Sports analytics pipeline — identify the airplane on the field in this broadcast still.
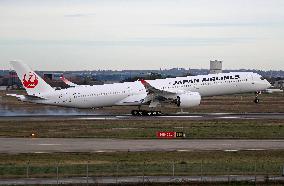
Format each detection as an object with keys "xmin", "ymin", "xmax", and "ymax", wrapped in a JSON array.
[{"xmin": 7, "ymin": 61, "xmax": 271, "ymax": 116}]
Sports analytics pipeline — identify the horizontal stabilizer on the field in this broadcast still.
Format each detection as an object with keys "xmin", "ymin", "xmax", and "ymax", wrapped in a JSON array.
[{"xmin": 6, "ymin": 94, "xmax": 46, "ymax": 101}]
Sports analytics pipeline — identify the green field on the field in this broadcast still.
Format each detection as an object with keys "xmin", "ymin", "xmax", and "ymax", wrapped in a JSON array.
[
  {"xmin": 0, "ymin": 151, "xmax": 283, "ymax": 178},
  {"xmin": 0, "ymin": 119, "xmax": 283, "ymax": 139}
]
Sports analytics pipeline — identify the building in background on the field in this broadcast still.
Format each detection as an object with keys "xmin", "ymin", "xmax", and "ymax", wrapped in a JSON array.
[
  {"xmin": 274, "ymin": 80, "xmax": 284, "ymax": 89},
  {"xmin": 43, "ymin": 73, "xmax": 63, "ymax": 81},
  {"xmin": 8, "ymin": 71, "xmax": 21, "ymax": 88},
  {"xmin": 209, "ymin": 60, "xmax": 222, "ymax": 74}
]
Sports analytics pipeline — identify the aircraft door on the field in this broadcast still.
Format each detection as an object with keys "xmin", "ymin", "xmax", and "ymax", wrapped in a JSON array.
[
  {"xmin": 246, "ymin": 73, "xmax": 256, "ymax": 92},
  {"xmin": 127, "ymin": 86, "xmax": 133, "ymax": 96},
  {"xmin": 249, "ymin": 73, "xmax": 255, "ymax": 85}
]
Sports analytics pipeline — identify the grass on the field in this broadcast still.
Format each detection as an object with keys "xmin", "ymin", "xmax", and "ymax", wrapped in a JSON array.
[
  {"xmin": 0, "ymin": 119, "xmax": 283, "ymax": 139},
  {"xmin": 0, "ymin": 151, "xmax": 283, "ymax": 178}
]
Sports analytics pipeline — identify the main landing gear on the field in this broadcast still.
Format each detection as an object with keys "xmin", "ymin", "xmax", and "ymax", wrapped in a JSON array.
[
  {"xmin": 131, "ymin": 110, "xmax": 162, "ymax": 116},
  {"xmin": 254, "ymin": 91, "xmax": 261, "ymax": 104}
]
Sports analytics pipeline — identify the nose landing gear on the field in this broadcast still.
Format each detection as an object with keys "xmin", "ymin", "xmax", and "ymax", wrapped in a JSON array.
[{"xmin": 254, "ymin": 91, "xmax": 261, "ymax": 104}]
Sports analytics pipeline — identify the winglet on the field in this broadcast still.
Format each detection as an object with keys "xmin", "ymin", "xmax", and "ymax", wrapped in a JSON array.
[
  {"xmin": 139, "ymin": 79, "xmax": 156, "ymax": 94},
  {"xmin": 139, "ymin": 79, "xmax": 152, "ymax": 89},
  {"xmin": 60, "ymin": 75, "xmax": 79, "ymax": 87},
  {"xmin": 60, "ymin": 75, "xmax": 70, "ymax": 84},
  {"xmin": 139, "ymin": 79, "xmax": 148, "ymax": 86}
]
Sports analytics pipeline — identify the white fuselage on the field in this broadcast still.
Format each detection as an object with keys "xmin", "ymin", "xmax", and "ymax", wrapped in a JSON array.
[{"xmin": 34, "ymin": 72, "xmax": 270, "ymax": 108}]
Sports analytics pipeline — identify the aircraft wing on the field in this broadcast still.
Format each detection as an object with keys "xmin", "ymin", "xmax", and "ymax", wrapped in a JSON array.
[
  {"xmin": 140, "ymin": 79, "xmax": 176, "ymax": 96},
  {"xmin": 139, "ymin": 79, "xmax": 201, "ymax": 109},
  {"xmin": 139, "ymin": 79, "xmax": 180, "ymax": 105}
]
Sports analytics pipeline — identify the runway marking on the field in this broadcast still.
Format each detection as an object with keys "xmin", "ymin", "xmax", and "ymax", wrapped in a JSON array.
[
  {"xmin": 116, "ymin": 116, "xmax": 129, "ymax": 118},
  {"xmin": 245, "ymin": 149, "xmax": 266, "ymax": 151},
  {"xmin": 95, "ymin": 150, "xmax": 107, "ymax": 153},
  {"xmin": 115, "ymin": 115, "xmax": 132, "ymax": 118},
  {"xmin": 159, "ymin": 116, "xmax": 202, "ymax": 118},
  {"xmin": 111, "ymin": 127, "xmax": 138, "ymax": 130},
  {"xmin": 94, "ymin": 150, "xmax": 115, "ymax": 153},
  {"xmin": 218, "ymin": 116, "xmax": 240, "ymax": 119},
  {"xmin": 209, "ymin": 113, "xmax": 235, "ymax": 115},
  {"xmin": 76, "ymin": 117, "xmax": 118, "ymax": 120},
  {"xmin": 36, "ymin": 144, "xmax": 61, "ymax": 146},
  {"xmin": 177, "ymin": 149, "xmax": 190, "ymax": 152},
  {"xmin": 224, "ymin": 149, "xmax": 239, "ymax": 152}
]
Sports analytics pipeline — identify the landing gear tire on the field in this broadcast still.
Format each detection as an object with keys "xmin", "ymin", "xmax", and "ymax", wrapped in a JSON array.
[
  {"xmin": 131, "ymin": 110, "xmax": 138, "ymax": 116},
  {"xmin": 131, "ymin": 110, "xmax": 162, "ymax": 116},
  {"xmin": 176, "ymin": 96, "xmax": 181, "ymax": 107},
  {"xmin": 254, "ymin": 98, "xmax": 260, "ymax": 104}
]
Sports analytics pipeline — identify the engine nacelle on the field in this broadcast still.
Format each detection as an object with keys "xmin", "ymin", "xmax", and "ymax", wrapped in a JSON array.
[{"xmin": 176, "ymin": 92, "xmax": 201, "ymax": 108}]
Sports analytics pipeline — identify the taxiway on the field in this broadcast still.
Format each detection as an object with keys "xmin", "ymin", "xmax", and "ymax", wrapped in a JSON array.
[{"xmin": 0, "ymin": 138, "xmax": 283, "ymax": 154}]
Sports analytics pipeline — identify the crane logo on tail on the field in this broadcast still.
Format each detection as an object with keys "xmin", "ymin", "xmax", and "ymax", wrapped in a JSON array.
[{"xmin": 23, "ymin": 72, "xmax": 39, "ymax": 88}]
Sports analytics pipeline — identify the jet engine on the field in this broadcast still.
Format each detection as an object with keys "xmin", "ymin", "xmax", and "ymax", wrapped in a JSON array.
[{"xmin": 176, "ymin": 92, "xmax": 201, "ymax": 108}]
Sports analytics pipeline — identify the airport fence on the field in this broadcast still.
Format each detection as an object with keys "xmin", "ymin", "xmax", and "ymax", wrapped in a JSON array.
[{"xmin": 0, "ymin": 161, "xmax": 283, "ymax": 179}]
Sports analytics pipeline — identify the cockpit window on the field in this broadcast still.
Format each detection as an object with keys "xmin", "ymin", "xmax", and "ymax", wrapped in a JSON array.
[{"xmin": 260, "ymin": 77, "xmax": 265, "ymax": 80}]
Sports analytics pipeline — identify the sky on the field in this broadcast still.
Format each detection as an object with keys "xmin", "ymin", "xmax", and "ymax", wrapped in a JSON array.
[{"xmin": 0, "ymin": 0, "xmax": 284, "ymax": 71}]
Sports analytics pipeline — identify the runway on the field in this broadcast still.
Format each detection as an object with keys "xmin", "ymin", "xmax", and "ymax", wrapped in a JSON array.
[
  {"xmin": 1, "ymin": 112, "xmax": 284, "ymax": 121},
  {"xmin": 1, "ymin": 138, "xmax": 284, "ymax": 153}
]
